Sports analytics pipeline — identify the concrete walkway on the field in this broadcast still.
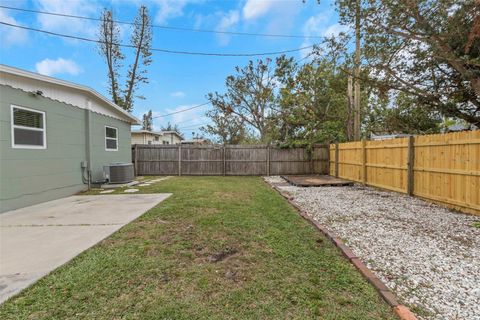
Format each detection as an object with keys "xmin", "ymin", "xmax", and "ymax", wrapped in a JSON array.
[{"xmin": 0, "ymin": 194, "xmax": 171, "ymax": 304}]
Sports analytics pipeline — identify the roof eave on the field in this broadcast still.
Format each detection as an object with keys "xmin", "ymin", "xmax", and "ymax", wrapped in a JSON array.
[{"xmin": 0, "ymin": 64, "xmax": 141, "ymax": 124}]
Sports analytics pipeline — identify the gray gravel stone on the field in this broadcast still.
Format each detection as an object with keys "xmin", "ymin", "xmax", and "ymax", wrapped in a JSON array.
[{"xmin": 264, "ymin": 176, "xmax": 480, "ymax": 320}]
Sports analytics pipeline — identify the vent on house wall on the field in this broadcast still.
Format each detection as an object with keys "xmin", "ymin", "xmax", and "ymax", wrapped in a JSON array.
[{"xmin": 104, "ymin": 163, "xmax": 134, "ymax": 184}]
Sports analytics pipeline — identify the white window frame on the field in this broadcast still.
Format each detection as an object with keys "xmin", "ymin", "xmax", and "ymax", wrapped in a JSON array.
[
  {"xmin": 11, "ymin": 105, "xmax": 47, "ymax": 150},
  {"xmin": 105, "ymin": 125, "xmax": 118, "ymax": 151}
]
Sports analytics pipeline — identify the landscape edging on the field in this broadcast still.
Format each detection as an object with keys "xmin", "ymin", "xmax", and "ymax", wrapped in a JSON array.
[{"xmin": 266, "ymin": 180, "xmax": 418, "ymax": 320}]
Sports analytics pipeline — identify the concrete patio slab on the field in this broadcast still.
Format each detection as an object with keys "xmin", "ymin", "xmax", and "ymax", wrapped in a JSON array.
[{"xmin": 0, "ymin": 194, "xmax": 171, "ymax": 304}]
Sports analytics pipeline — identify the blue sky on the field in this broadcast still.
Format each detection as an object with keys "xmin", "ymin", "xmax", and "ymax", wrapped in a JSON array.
[{"xmin": 0, "ymin": 0, "xmax": 345, "ymax": 138}]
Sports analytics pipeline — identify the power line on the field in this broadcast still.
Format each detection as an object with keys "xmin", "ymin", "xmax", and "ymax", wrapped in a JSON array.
[
  {"xmin": 0, "ymin": 21, "xmax": 315, "ymax": 57},
  {"xmin": 179, "ymin": 123, "xmax": 210, "ymax": 130},
  {"xmin": 152, "ymin": 102, "xmax": 210, "ymax": 119},
  {"xmin": 0, "ymin": 5, "xmax": 323, "ymax": 39},
  {"xmin": 174, "ymin": 116, "xmax": 208, "ymax": 125}
]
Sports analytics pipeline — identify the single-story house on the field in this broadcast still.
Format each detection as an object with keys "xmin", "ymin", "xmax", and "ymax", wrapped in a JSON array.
[
  {"xmin": 0, "ymin": 64, "xmax": 140, "ymax": 213},
  {"xmin": 162, "ymin": 131, "xmax": 183, "ymax": 144},
  {"xmin": 131, "ymin": 129, "xmax": 183, "ymax": 145}
]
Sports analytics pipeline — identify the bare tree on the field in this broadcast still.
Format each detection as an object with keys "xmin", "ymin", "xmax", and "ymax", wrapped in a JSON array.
[
  {"xmin": 98, "ymin": 9, "xmax": 123, "ymax": 106},
  {"xmin": 123, "ymin": 6, "xmax": 152, "ymax": 112},
  {"xmin": 98, "ymin": 6, "xmax": 152, "ymax": 112},
  {"xmin": 142, "ymin": 110, "xmax": 153, "ymax": 131}
]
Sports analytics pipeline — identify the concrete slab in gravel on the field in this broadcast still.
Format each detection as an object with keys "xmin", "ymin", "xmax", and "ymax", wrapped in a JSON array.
[{"xmin": 0, "ymin": 194, "xmax": 171, "ymax": 304}]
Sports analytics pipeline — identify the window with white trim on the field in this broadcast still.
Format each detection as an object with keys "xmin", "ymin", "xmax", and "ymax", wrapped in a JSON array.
[
  {"xmin": 11, "ymin": 105, "xmax": 46, "ymax": 149},
  {"xmin": 105, "ymin": 126, "xmax": 118, "ymax": 151}
]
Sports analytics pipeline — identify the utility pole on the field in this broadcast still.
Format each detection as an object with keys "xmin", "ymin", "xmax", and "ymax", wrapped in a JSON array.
[
  {"xmin": 347, "ymin": 75, "xmax": 354, "ymax": 141},
  {"xmin": 353, "ymin": 0, "xmax": 361, "ymax": 141}
]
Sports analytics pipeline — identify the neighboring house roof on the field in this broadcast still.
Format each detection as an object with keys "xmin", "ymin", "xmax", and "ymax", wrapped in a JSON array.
[
  {"xmin": 446, "ymin": 124, "xmax": 470, "ymax": 132},
  {"xmin": 161, "ymin": 131, "xmax": 184, "ymax": 139},
  {"xmin": 132, "ymin": 129, "xmax": 184, "ymax": 140},
  {"xmin": 0, "ymin": 64, "xmax": 140, "ymax": 124},
  {"xmin": 132, "ymin": 130, "xmax": 163, "ymax": 136}
]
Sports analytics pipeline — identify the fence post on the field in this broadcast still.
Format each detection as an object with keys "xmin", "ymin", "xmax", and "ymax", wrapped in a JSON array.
[
  {"xmin": 266, "ymin": 145, "xmax": 270, "ymax": 176},
  {"xmin": 335, "ymin": 142, "xmax": 339, "ymax": 178},
  {"xmin": 178, "ymin": 145, "xmax": 182, "ymax": 176},
  {"xmin": 362, "ymin": 139, "xmax": 367, "ymax": 184},
  {"xmin": 407, "ymin": 135, "xmax": 415, "ymax": 196},
  {"xmin": 223, "ymin": 145, "xmax": 226, "ymax": 176},
  {"xmin": 133, "ymin": 144, "xmax": 138, "ymax": 176}
]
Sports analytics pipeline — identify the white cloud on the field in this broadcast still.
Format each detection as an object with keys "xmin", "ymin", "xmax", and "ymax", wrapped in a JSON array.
[
  {"xmin": 170, "ymin": 91, "xmax": 186, "ymax": 98},
  {"xmin": 323, "ymin": 23, "xmax": 348, "ymax": 38},
  {"xmin": 242, "ymin": 0, "xmax": 275, "ymax": 20},
  {"xmin": 0, "ymin": 9, "xmax": 28, "ymax": 47},
  {"xmin": 152, "ymin": 0, "xmax": 204, "ymax": 24},
  {"xmin": 215, "ymin": 10, "xmax": 240, "ymax": 46},
  {"xmin": 242, "ymin": 0, "xmax": 301, "ymax": 36},
  {"xmin": 35, "ymin": 58, "xmax": 82, "ymax": 76},
  {"xmin": 300, "ymin": 13, "xmax": 348, "ymax": 58},
  {"xmin": 300, "ymin": 14, "xmax": 327, "ymax": 58},
  {"xmin": 34, "ymin": 0, "xmax": 99, "ymax": 39},
  {"xmin": 303, "ymin": 13, "xmax": 329, "ymax": 38}
]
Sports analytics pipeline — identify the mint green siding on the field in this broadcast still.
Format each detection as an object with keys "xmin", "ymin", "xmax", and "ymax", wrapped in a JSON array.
[
  {"xmin": 0, "ymin": 85, "xmax": 131, "ymax": 212},
  {"xmin": 89, "ymin": 112, "xmax": 131, "ymax": 180}
]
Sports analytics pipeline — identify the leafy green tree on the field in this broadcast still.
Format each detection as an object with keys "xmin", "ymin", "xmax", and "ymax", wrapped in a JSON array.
[
  {"xmin": 200, "ymin": 108, "xmax": 248, "ymax": 144},
  {"xmin": 161, "ymin": 122, "xmax": 181, "ymax": 133},
  {"xmin": 273, "ymin": 55, "xmax": 351, "ymax": 145},
  {"xmin": 334, "ymin": 0, "xmax": 480, "ymax": 126},
  {"xmin": 206, "ymin": 59, "xmax": 277, "ymax": 142},
  {"xmin": 142, "ymin": 110, "xmax": 153, "ymax": 131},
  {"xmin": 364, "ymin": 92, "xmax": 442, "ymax": 135}
]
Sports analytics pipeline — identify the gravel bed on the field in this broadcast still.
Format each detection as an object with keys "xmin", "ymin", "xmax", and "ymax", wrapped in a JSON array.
[{"xmin": 264, "ymin": 176, "xmax": 480, "ymax": 320}]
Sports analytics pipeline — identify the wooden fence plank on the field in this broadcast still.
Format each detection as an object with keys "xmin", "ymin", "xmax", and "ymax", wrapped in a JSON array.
[
  {"xmin": 362, "ymin": 139, "xmax": 367, "ymax": 184},
  {"xmin": 332, "ymin": 130, "xmax": 480, "ymax": 216},
  {"xmin": 133, "ymin": 144, "xmax": 330, "ymax": 177},
  {"xmin": 407, "ymin": 136, "xmax": 415, "ymax": 196},
  {"xmin": 335, "ymin": 143, "xmax": 339, "ymax": 177}
]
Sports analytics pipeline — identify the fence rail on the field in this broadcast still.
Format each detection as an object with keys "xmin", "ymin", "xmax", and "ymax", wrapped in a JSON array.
[
  {"xmin": 330, "ymin": 130, "xmax": 480, "ymax": 216},
  {"xmin": 133, "ymin": 144, "xmax": 329, "ymax": 176}
]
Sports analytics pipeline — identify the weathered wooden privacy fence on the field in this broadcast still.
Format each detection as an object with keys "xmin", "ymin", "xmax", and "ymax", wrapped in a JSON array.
[
  {"xmin": 133, "ymin": 144, "xmax": 329, "ymax": 176},
  {"xmin": 330, "ymin": 130, "xmax": 480, "ymax": 215}
]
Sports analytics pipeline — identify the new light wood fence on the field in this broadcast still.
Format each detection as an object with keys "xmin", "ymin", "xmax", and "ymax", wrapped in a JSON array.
[
  {"xmin": 330, "ymin": 130, "xmax": 480, "ymax": 215},
  {"xmin": 133, "ymin": 144, "xmax": 329, "ymax": 176}
]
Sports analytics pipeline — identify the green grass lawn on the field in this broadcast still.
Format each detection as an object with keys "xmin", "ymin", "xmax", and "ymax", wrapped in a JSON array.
[{"xmin": 0, "ymin": 177, "xmax": 395, "ymax": 319}]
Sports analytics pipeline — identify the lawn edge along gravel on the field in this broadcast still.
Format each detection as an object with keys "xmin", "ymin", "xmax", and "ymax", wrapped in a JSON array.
[{"xmin": 264, "ymin": 178, "xmax": 417, "ymax": 320}]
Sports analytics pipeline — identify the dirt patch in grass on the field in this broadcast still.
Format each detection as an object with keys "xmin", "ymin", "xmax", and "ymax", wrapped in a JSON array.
[{"xmin": 207, "ymin": 247, "xmax": 238, "ymax": 262}]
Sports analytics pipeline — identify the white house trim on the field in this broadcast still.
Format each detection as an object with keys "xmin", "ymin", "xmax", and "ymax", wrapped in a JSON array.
[
  {"xmin": 105, "ymin": 125, "xmax": 119, "ymax": 151},
  {"xmin": 0, "ymin": 64, "xmax": 140, "ymax": 125},
  {"xmin": 10, "ymin": 104, "xmax": 47, "ymax": 150}
]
